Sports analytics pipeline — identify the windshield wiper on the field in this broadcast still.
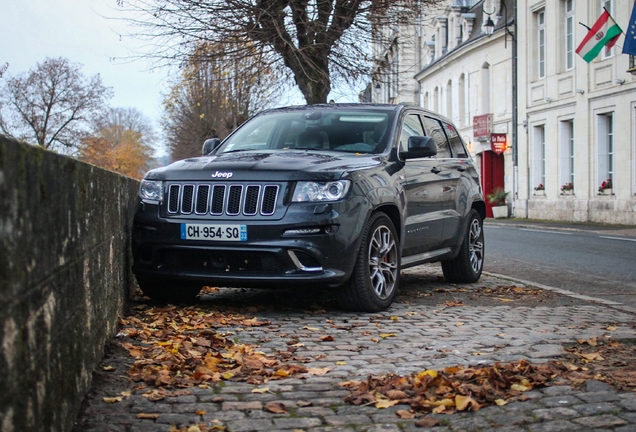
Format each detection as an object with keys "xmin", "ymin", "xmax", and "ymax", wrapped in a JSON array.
[{"xmin": 222, "ymin": 148, "xmax": 262, "ymax": 154}]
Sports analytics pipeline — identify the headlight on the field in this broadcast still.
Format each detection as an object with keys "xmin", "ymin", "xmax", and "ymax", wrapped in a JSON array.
[
  {"xmin": 292, "ymin": 180, "xmax": 351, "ymax": 202},
  {"xmin": 139, "ymin": 180, "xmax": 163, "ymax": 203}
]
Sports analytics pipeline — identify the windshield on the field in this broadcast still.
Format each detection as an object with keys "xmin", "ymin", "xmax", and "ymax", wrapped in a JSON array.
[{"xmin": 218, "ymin": 108, "xmax": 394, "ymax": 155}]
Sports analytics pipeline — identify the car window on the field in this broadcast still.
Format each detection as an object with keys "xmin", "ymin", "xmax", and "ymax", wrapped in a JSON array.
[
  {"xmin": 220, "ymin": 110, "xmax": 393, "ymax": 154},
  {"xmin": 421, "ymin": 116, "xmax": 451, "ymax": 158},
  {"xmin": 400, "ymin": 114, "xmax": 425, "ymax": 152},
  {"xmin": 442, "ymin": 121, "xmax": 469, "ymax": 158}
]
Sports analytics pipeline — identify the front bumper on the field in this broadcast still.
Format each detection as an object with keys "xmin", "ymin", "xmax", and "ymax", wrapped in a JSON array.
[{"xmin": 131, "ymin": 198, "xmax": 367, "ymax": 288}]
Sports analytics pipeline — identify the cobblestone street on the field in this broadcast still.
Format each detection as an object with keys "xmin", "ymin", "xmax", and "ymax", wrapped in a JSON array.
[{"xmin": 73, "ymin": 265, "xmax": 636, "ymax": 432}]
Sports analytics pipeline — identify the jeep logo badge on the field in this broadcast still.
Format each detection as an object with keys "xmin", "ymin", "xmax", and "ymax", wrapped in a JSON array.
[{"xmin": 211, "ymin": 171, "xmax": 233, "ymax": 179}]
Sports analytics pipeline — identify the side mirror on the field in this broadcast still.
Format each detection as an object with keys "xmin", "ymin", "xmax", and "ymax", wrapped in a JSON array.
[
  {"xmin": 400, "ymin": 136, "xmax": 437, "ymax": 159},
  {"xmin": 202, "ymin": 138, "xmax": 221, "ymax": 156}
]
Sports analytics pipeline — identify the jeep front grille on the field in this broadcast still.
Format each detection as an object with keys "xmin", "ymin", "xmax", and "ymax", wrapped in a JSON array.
[{"xmin": 167, "ymin": 183, "xmax": 280, "ymax": 216}]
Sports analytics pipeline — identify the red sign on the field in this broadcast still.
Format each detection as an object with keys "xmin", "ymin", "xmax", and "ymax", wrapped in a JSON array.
[
  {"xmin": 473, "ymin": 114, "xmax": 492, "ymax": 138},
  {"xmin": 491, "ymin": 133, "xmax": 508, "ymax": 155}
]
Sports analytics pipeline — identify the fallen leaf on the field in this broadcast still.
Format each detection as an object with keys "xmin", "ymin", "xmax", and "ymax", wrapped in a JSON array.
[
  {"xmin": 606, "ymin": 326, "xmax": 618, "ymax": 331},
  {"xmin": 143, "ymin": 390, "xmax": 166, "ymax": 402},
  {"xmin": 495, "ymin": 399, "xmax": 508, "ymax": 406},
  {"xmin": 320, "ymin": 335, "xmax": 335, "ymax": 342},
  {"xmin": 455, "ymin": 322, "xmax": 465, "ymax": 326},
  {"xmin": 303, "ymin": 326, "xmax": 320, "ymax": 331},
  {"xmin": 581, "ymin": 352, "xmax": 604, "ymax": 361},
  {"xmin": 456, "ymin": 394, "xmax": 481, "ymax": 411},
  {"xmin": 379, "ymin": 333, "xmax": 397, "ymax": 338},
  {"xmin": 297, "ymin": 400, "xmax": 313, "ymax": 407},
  {"xmin": 265, "ymin": 402, "xmax": 288, "ymax": 414},
  {"xmin": 102, "ymin": 365, "xmax": 115, "ymax": 371},
  {"xmin": 251, "ymin": 387, "xmax": 270, "ymax": 394},
  {"xmin": 386, "ymin": 390, "xmax": 408, "ymax": 400},
  {"xmin": 103, "ymin": 397, "xmax": 122, "ymax": 404},
  {"xmin": 510, "ymin": 384, "xmax": 528, "ymax": 392},
  {"xmin": 375, "ymin": 399, "xmax": 399, "ymax": 408},
  {"xmin": 498, "ymin": 298, "xmax": 514, "ymax": 302},
  {"xmin": 136, "ymin": 413, "xmax": 159, "ymax": 419},
  {"xmin": 336, "ymin": 361, "xmax": 347, "ymax": 366},
  {"xmin": 415, "ymin": 417, "xmax": 440, "ymax": 428},
  {"xmin": 307, "ymin": 367, "xmax": 332, "ymax": 375},
  {"xmin": 195, "ymin": 410, "xmax": 206, "ymax": 415},
  {"xmin": 396, "ymin": 409, "xmax": 415, "ymax": 419}
]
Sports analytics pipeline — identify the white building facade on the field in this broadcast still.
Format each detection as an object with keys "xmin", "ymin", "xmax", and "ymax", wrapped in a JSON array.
[
  {"xmin": 517, "ymin": 0, "xmax": 636, "ymax": 224},
  {"xmin": 369, "ymin": 0, "xmax": 636, "ymax": 224}
]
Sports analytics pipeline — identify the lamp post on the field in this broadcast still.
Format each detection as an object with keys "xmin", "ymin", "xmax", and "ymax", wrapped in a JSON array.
[{"xmin": 483, "ymin": 0, "xmax": 517, "ymax": 216}]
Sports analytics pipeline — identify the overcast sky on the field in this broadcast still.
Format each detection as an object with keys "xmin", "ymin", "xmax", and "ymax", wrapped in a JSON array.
[
  {"xmin": 1, "ymin": 0, "xmax": 364, "ymax": 158},
  {"xmin": 1, "ymin": 0, "xmax": 172, "ymax": 155}
]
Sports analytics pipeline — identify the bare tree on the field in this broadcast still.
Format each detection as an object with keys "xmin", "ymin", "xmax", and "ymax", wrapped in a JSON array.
[
  {"xmin": 0, "ymin": 57, "xmax": 112, "ymax": 152},
  {"xmin": 115, "ymin": 0, "xmax": 444, "ymax": 104},
  {"xmin": 163, "ymin": 42, "xmax": 280, "ymax": 160}
]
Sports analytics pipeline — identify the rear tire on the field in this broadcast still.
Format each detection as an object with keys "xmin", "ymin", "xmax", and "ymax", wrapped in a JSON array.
[
  {"xmin": 136, "ymin": 278, "xmax": 201, "ymax": 303},
  {"xmin": 338, "ymin": 213, "xmax": 400, "ymax": 312},
  {"xmin": 441, "ymin": 209, "xmax": 484, "ymax": 283}
]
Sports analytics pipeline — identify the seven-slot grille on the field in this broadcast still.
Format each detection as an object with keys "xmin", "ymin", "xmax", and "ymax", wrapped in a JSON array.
[{"xmin": 167, "ymin": 183, "xmax": 279, "ymax": 216}]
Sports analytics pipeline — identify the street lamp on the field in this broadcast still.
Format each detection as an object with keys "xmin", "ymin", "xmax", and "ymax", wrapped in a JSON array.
[{"xmin": 483, "ymin": 16, "xmax": 495, "ymax": 35}]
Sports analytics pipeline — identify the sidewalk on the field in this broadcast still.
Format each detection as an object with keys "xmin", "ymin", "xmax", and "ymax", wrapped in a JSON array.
[
  {"xmin": 485, "ymin": 217, "xmax": 636, "ymax": 238},
  {"xmin": 73, "ymin": 265, "xmax": 636, "ymax": 432}
]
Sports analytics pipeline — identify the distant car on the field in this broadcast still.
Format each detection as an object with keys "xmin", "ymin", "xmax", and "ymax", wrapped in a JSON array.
[{"xmin": 132, "ymin": 103, "xmax": 486, "ymax": 311}]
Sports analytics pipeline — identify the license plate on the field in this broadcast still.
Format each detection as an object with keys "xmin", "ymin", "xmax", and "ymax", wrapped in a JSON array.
[{"xmin": 180, "ymin": 224, "xmax": 247, "ymax": 241}]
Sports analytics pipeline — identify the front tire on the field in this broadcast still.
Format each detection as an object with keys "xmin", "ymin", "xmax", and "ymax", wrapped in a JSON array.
[
  {"xmin": 136, "ymin": 278, "xmax": 202, "ymax": 303},
  {"xmin": 441, "ymin": 209, "xmax": 484, "ymax": 283},
  {"xmin": 338, "ymin": 213, "xmax": 400, "ymax": 312}
]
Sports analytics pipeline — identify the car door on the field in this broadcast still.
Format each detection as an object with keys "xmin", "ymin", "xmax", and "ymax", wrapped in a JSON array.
[
  {"xmin": 431, "ymin": 118, "xmax": 472, "ymax": 246},
  {"xmin": 400, "ymin": 112, "xmax": 444, "ymax": 257},
  {"xmin": 422, "ymin": 115, "xmax": 460, "ymax": 248}
]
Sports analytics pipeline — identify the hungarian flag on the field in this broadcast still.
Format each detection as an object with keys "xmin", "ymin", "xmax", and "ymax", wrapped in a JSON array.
[{"xmin": 576, "ymin": 9, "xmax": 623, "ymax": 63}]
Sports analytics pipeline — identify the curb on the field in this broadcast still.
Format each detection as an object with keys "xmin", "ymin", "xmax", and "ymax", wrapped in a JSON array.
[{"xmin": 484, "ymin": 271, "xmax": 636, "ymax": 316}]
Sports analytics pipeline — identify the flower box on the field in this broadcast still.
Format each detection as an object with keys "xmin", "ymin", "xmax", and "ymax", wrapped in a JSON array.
[
  {"xmin": 534, "ymin": 190, "xmax": 545, "ymax": 197},
  {"xmin": 492, "ymin": 205, "xmax": 508, "ymax": 219},
  {"xmin": 600, "ymin": 188, "xmax": 613, "ymax": 195},
  {"xmin": 561, "ymin": 190, "xmax": 574, "ymax": 196}
]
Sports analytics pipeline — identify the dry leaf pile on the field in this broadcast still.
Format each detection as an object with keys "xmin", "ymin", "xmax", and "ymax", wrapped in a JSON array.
[
  {"xmin": 118, "ymin": 305, "xmax": 312, "ymax": 390},
  {"xmin": 561, "ymin": 337, "xmax": 636, "ymax": 391},
  {"xmin": 341, "ymin": 360, "xmax": 561, "ymax": 415}
]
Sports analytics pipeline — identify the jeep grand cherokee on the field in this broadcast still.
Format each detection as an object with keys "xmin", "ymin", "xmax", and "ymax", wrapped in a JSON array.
[{"xmin": 132, "ymin": 103, "xmax": 486, "ymax": 311}]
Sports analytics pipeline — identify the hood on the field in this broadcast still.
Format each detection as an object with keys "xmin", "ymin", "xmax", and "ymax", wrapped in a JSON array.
[{"xmin": 145, "ymin": 150, "xmax": 382, "ymax": 181}]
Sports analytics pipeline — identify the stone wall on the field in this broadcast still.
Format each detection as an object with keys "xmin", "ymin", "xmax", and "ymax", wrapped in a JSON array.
[{"xmin": 0, "ymin": 135, "xmax": 139, "ymax": 432}]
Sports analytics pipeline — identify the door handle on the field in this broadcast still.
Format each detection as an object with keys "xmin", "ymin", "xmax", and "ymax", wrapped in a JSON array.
[
  {"xmin": 431, "ymin": 166, "xmax": 441, "ymax": 174},
  {"xmin": 456, "ymin": 165, "xmax": 466, "ymax": 172}
]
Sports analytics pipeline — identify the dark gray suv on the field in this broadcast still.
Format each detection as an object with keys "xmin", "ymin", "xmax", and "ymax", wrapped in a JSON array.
[{"xmin": 132, "ymin": 103, "xmax": 485, "ymax": 311}]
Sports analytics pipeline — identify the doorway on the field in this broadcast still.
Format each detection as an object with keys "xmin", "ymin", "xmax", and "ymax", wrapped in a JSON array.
[{"xmin": 480, "ymin": 150, "xmax": 504, "ymax": 218}]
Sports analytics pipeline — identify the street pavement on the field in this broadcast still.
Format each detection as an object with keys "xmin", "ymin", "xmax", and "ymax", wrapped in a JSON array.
[{"xmin": 74, "ymin": 255, "xmax": 636, "ymax": 431}]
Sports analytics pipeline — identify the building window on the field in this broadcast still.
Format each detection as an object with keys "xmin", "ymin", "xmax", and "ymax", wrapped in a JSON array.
[
  {"xmin": 533, "ymin": 125, "xmax": 546, "ymax": 190},
  {"xmin": 597, "ymin": 113, "xmax": 614, "ymax": 190},
  {"xmin": 446, "ymin": 80, "xmax": 453, "ymax": 120},
  {"xmin": 564, "ymin": 0, "xmax": 574, "ymax": 70},
  {"xmin": 559, "ymin": 120, "xmax": 574, "ymax": 188},
  {"xmin": 434, "ymin": 87, "xmax": 440, "ymax": 113},
  {"xmin": 458, "ymin": 74, "xmax": 466, "ymax": 127},
  {"xmin": 537, "ymin": 11, "xmax": 546, "ymax": 79},
  {"xmin": 602, "ymin": 0, "xmax": 614, "ymax": 59},
  {"xmin": 481, "ymin": 63, "xmax": 490, "ymax": 114}
]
